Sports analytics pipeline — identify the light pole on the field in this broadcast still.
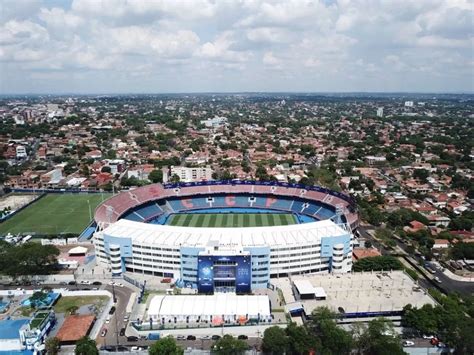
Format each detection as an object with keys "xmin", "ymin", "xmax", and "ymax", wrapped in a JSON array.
[{"xmin": 87, "ymin": 200, "xmax": 92, "ymax": 221}]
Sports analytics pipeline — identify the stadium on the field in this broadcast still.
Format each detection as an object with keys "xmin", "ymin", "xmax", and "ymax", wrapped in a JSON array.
[{"xmin": 93, "ymin": 181, "xmax": 359, "ymax": 293}]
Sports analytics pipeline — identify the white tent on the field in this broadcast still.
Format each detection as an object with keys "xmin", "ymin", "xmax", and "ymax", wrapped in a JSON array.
[{"xmin": 147, "ymin": 294, "xmax": 271, "ymax": 323}]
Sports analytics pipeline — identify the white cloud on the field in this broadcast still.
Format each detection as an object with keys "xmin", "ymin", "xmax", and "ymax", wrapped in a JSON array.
[{"xmin": 0, "ymin": 0, "xmax": 472, "ymax": 93}]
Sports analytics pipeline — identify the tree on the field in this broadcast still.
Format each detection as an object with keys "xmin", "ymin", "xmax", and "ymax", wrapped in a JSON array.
[
  {"xmin": 262, "ymin": 326, "xmax": 289, "ymax": 354},
  {"xmin": 211, "ymin": 334, "xmax": 247, "ymax": 355},
  {"xmin": 286, "ymin": 322, "xmax": 318, "ymax": 355},
  {"xmin": 0, "ymin": 242, "xmax": 60, "ymax": 279},
  {"xmin": 75, "ymin": 336, "xmax": 98, "ymax": 355},
  {"xmin": 310, "ymin": 307, "xmax": 352, "ymax": 355},
  {"xmin": 101, "ymin": 166, "xmax": 111, "ymax": 173},
  {"xmin": 353, "ymin": 256, "xmax": 403, "ymax": 272},
  {"xmin": 170, "ymin": 174, "xmax": 180, "ymax": 183},
  {"xmin": 149, "ymin": 169, "xmax": 163, "ymax": 183},
  {"xmin": 149, "ymin": 336, "xmax": 183, "ymax": 355},
  {"xmin": 45, "ymin": 337, "xmax": 60, "ymax": 355},
  {"xmin": 353, "ymin": 318, "xmax": 406, "ymax": 355}
]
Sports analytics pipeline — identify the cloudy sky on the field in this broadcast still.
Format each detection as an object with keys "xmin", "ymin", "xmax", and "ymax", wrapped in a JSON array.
[{"xmin": 0, "ymin": 0, "xmax": 472, "ymax": 94}]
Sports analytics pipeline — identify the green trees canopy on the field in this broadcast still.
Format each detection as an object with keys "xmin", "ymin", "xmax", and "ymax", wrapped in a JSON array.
[
  {"xmin": 149, "ymin": 336, "xmax": 183, "ymax": 355},
  {"xmin": 0, "ymin": 241, "xmax": 60, "ymax": 278},
  {"xmin": 386, "ymin": 208, "xmax": 429, "ymax": 228},
  {"xmin": 310, "ymin": 307, "xmax": 353, "ymax": 355},
  {"xmin": 148, "ymin": 169, "xmax": 163, "ymax": 183},
  {"xmin": 211, "ymin": 335, "xmax": 247, "ymax": 355},
  {"xmin": 451, "ymin": 242, "xmax": 474, "ymax": 260},
  {"xmin": 353, "ymin": 256, "xmax": 403, "ymax": 272},
  {"xmin": 74, "ymin": 336, "xmax": 98, "ymax": 355},
  {"xmin": 262, "ymin": 326, "xmax": 289, "ymax": 354},
  {"xmin": 353, "ymin": 318, "xmax": 406, "ymax": 355},
  {"xmin": 402, "ymin": 293, "xmax": 474, "ymax": 354}
]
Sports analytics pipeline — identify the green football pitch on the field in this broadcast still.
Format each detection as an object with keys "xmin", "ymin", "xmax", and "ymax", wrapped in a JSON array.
[
  {"xmin": 0, "ymin": 193, "xmax": 111, "ymax": 236},
  {"xmin": 167, "ymin": 213, "xmax": 298, "ymax": 228}
]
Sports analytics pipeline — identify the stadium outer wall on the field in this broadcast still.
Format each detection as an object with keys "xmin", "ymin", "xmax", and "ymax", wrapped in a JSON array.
[{"xmin": 93, "ymin": 181, "xmax": 359, "ymax": 293}]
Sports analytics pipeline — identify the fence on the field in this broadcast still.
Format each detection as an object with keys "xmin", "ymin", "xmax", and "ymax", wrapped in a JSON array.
[{"xmin": 0, "ymin": 193, "xmax": 46, "ymax": 223}]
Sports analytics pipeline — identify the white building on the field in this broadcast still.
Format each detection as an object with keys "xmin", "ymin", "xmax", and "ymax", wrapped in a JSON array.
[
  {"xmin": 200, "ymin": 116, "xmax": 228, "ymax": 129},
  {"xmin": 404, "ymin": 101, "xmax": 414, "ymax": 107},
  {"xmin": 163, "ymin": 166, "xmax": 213, "ymax": 183},
  {"xmin": 376, "ymin": 107, "xmax": 384, "ymax": 117},
  {"xmin": 93, "ymin": 218, "xmax": 353, "ymax": 292},
  {"xmin": 16, "ymin": 145, "xmax": 27, "ymax": 159}
]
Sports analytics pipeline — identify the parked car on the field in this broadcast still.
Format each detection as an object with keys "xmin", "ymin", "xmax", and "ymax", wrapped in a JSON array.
[
  {"xmin": 101, "ymin": 328, "xmax": 108, "ymax": 337},
  {"xmin": 131, "ymin": 347, "xmax": 142, "ymax": 351},
  {"xmin": 176, "ymin": 335, "xmax": 186, "ymax": 340},
  {"xmin": 211, "ymin": 335, "xmax": 221, "ymax": 340},
  {"xmin": 92, "ymin": 281, "xmax": 102, "ymax": 285},
  {"xmin": 119, "ymin": 328, "xmax": 126, "ymax": 336},
  {"xmin": 80, "ymin": 280, "xmax": 91, "ymax": 285},
  {"xmin": 127, "ymin": 336, "xmax": 138, "ymax": 342},
  {"xmin": 124, "ymin": 314, "xmax": 130, "ymax": 321},
  {"xmin": 115, "ymin": 282, "xmax": 124, "ymax": 287},
  {"xmin": 237, "ymin": 335, "xmax": 248, "ymax": 340},
  {"xmin": 200, "ymin": 335, "xmax": 211, "ymax": 340},
  {"xmin": 403, "ymin": 341, "xmax": 415, "ymax": 347},
  {"xmin": 109, "ymin": 306, "xmax": 116, "ymax": 315},
  {"xmin": 434, "ymin": 276, "xmax": 442, "ymax": 284},
  {"xmin": 187, "ymin": 335, "xmax": 196, "ymax": 340}
]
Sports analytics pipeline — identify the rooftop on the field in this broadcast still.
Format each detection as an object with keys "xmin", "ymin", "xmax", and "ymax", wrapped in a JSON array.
[
  {"xmin": 56, "ymin": 315, "xmax": 95, "ymax": 343},
  {"xmin": 100, "ymin": 218, "xmax": 349, "ymax": 248},
  {"xmin": 275, "ymin": 271, "xmax": 436, "ymax": 315},
  {"xmin": 148, "ymin": 294, "xmax": 271, "ymax": 318},
  {"xmin": 0, "ymin": 319, "xmax": 29, "ymax": 339}
]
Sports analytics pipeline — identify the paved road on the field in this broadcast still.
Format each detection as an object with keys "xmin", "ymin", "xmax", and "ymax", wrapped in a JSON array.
[
  {"xmin": 359, "ymin": 226, "xmax": 474, "ymax": 296},
  {"xmin": 97, "ymin": 285, "xmax": 134, "ymax": 348}
]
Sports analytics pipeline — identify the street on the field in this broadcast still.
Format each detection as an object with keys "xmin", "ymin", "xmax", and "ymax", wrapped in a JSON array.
[{"xmin": 358, "ymin": 225, "xmax": 474, "ymax": 296}]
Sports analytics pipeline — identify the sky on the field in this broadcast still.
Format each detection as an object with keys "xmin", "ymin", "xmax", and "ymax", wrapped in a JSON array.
[{"xmin": 0, "ymin": 0, "xmax": 473, "ymax": 94}]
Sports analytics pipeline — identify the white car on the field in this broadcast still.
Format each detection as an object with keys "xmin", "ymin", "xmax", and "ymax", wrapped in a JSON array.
[
  {"xmin": 200, "ymin": 335, "xmax": 211, "ymax": 340},
  {"xmin": 131, "ymin": 347, "xmax": 142, "ymax": 351},
  {"xmin": 423, "ymin": 335, "xmax": 435, "ymax": 339},
  {"xmin": 80, "ymin": 280, "xmax": 91, "ymax": 285},
  {"xmin": 176, "ymin": 335, "xmax": 186, "ymax": 340},
  {"xmin": 108, "ymin": 281, "xmax": 115, "ymax": 286},
  {"xmin": 115, "ymin": 282, "xmax": 124, "ymax": 287},
  {"xmin": 403, "ymin": 340, "xmax": 415, "ymax": 347}
]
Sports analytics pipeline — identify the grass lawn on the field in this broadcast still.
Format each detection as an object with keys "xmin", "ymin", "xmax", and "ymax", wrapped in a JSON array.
[
  {"xmin": 167, "ymin": 213, "xmax": 297, "ymax": 228},
  {"xmin": 0, "ymin": 193, "xmax": 111, "ymax": 236},
  {"xmin": 30, "ymin": 311, "xmax": 49, "ymax": 329},
  {"xmin": 53, "ymin": 296, "xmax": 109, "ymax": 314}
]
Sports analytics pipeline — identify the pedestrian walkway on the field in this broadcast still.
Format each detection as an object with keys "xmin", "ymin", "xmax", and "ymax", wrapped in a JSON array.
[{"xmin": 443, "ymin": 269, "xmax": 474, "ymax": 282}]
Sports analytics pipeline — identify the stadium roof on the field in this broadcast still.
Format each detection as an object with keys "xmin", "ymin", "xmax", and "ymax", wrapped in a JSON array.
[
  {"xmin": 147, "ymin": 294, "xmax": 270, "ymax": 318},
  {"xmin": 101, "ymin": 218, "xmax": 349, "ymax": 248}
]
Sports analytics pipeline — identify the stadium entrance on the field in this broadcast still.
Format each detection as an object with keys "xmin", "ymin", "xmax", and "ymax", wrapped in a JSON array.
[{"xmin": 197, "ymin": 252, "xmax": 251, "ymax": 294}]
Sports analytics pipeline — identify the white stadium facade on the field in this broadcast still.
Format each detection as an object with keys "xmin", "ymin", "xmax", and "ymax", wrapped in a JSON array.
[{"xmin": 92, "ymin": 181, "xmax": 359, "ymax": 293}]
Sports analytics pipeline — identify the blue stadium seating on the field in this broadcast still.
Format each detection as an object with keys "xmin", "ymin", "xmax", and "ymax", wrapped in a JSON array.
[
  {"xmin": 134, "ymin": 204, "xmax": 162, "ymax": 219},
  {"xmin": 123, "ymin": 212, "xmax": 144, "ymax": 222},
  {"xmin": 168, "ymin": 200, "xmax": 183, "ymax": 212}
]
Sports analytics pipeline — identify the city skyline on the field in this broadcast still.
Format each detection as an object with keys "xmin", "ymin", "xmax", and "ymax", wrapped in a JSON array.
[{"xmin": 1, "ymin": 0, "xmax": 473, "ymax": 94}]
